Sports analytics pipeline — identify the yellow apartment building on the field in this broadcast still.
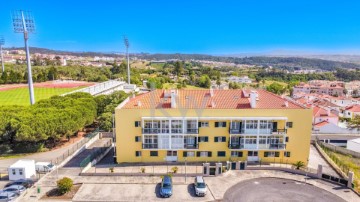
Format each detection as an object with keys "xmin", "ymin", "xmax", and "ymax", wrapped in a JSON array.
[{"xmin": 115, "ymin": 89, "xmax": 312, "ymax": 165}]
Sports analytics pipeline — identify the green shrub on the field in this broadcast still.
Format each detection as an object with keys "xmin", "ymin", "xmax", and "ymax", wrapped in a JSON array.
[
  {"xmin": 0, "ymin": 144, "xmax": 12, "ymax": 154},
  {"xmin": 57, "ymin": 177, "xmax": 73, "ymax": 195},
  {"xmin": 141, "ymin": 167, "xmax": 145, "ymax": 173}
]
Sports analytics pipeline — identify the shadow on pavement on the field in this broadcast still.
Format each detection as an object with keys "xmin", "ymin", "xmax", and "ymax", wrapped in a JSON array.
[{"xmin": 187, "ymin": 183, "xmax": 196, "ymax": 197}]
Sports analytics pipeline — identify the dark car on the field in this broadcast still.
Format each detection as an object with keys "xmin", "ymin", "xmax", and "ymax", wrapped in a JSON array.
[
  {"xmin": 160, "ymin": 175, "xmax": 172, "ymax": 198},
  {"xmin": 5, "ymin": 179, "xmax": 34, "ymax": 189}
]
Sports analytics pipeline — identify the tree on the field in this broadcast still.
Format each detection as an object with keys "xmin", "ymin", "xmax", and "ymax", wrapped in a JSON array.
[
  {"xmin": 266, "ymin": 82, "xmax": 286, "ymax": 95},
  {"xmin": 174, "ymin": 61, "xmax": 184, "ymax": 76},
  {"xmin": 57, "ymin": 177, "xmax": 73, "ymax": 194},
  {"xmin": 348, "ymin": 115, "xmax": 360, "ymax": 132},
  {"xmin": 293, "ymin": 161, "xmax": 305, "ymax": 170},
  {"xmin": 198, "ymin": 75, "xmax": 211, "ymax": 88}
]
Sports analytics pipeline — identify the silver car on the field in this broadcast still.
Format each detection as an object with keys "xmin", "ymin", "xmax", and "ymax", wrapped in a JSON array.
[
  {"xmin": 1, "ymin": 185, "xmax": 26, "ymax": 195},
  {"xmin": 194, "ymin": 176, "xmax": 207, "ymax": 196},
  {"xmin": 0, "ymin": 192, "xmax": 17, "ymax": 202}
]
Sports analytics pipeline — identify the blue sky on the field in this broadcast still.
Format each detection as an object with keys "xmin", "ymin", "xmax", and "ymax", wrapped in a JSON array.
[{"xmin": 1, "ymin": 0, "xmax": 360, "ymax": 54}]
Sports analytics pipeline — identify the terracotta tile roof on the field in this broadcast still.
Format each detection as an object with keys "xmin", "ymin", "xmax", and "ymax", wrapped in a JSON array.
[
  {"xmin": 345, "ymin": 104, "xmax": 360, "ymax": 113},
  {"xmin": 312, "ymin": 106, "xmax": 337, "ymax": 117},
  {"xmin": 121, "ymin": 89, "xmax": 306, "ymax": 109},
  {"xmin": 314, "ymin": 121, "xmax": 330, "ymax": 127}
]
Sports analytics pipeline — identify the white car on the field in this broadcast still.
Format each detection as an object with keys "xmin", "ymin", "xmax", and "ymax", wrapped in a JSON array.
[
  {"xmin": 1, "ymin": 185, "xmax": 26, "ymax": 195},
  {"xmin": 0, "ymin": 192, "xmax": 17, "ymax": 202},
  {"xmin": 194, "ymin": 176, "xmax": 207, "ymax": 196},
  {"xmin": 35, "ymin": 162, "xmax": 56, "ymax": 172}
]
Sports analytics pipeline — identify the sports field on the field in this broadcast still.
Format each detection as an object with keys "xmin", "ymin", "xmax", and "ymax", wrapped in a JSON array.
[
  {"xmin": 0, "ymin": 81, "xmax": 94, "ymax": 106},
  {"xmin": 0, "ymin": 87, "xmax": 84, "ymax": 106}
]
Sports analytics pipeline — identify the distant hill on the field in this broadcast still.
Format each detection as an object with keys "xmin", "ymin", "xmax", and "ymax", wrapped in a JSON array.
[{"xmin": 4, "ymin": 47, "xmax": 360, "ymax": 71}]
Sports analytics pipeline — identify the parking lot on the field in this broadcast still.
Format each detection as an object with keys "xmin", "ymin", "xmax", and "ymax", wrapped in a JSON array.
[{"xmin": 73, "ymin": 183, "xmax": 215, "ymax": 201}]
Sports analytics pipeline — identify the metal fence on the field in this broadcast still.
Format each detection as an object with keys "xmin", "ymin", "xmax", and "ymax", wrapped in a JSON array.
[{"xmin": 50, "ymin": 129, "xmax": 99, "ymax": 166}]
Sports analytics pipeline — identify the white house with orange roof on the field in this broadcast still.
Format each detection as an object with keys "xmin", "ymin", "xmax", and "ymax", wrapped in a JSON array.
[
  {"xmin": 344, "ymin": 104, "xmax": 360, "ymax": 119},
  {"xmin": 312, "ymin": 106, "xmax": 339, "ymax": 125}
]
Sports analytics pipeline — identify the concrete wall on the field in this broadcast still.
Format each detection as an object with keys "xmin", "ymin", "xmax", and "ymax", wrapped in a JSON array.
[
  {"xmin": 347, "ymin": 140, "xmax": 360, "ymax": 153},
  {"xmin": 320, "ymin": 141, "xmax": 360, "ymax": 158}
]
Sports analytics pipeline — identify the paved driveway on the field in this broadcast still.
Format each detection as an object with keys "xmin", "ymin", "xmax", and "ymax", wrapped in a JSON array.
[{"xmin": 308, "ymin": 144, "xmax": 339, "ymax": 177}]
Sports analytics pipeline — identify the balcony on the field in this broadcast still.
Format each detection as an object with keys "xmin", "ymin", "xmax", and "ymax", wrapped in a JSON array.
[
  {"xmin": 229, "ymin": 128, "xmax": 287, "ymax": 135},
  {"xmin": 142, "ymin": 143, "xmax": 158, "ymax": 149},
  {"xmin": 228, "ymin": 141, "xmax": 244, "ymax": 149},
  {"xmin": 272, "ymin": 129, "xmax": 287, "ymax": 134},
  {"xmin": 171, "ymin": 128, "xmax": 183, "ymax": 134},
  {"xmin": 142, "ymin": 128, "xmax": 160, "ymax": 134},
  {"xmin": 229, "ymin": 129, "xmax": 242, "ymax": 134},
  {"xmin": 186, "ymin": 128, "xmax": 199, "ymax": 134},
  {"xmin": 184, "ymin": 144, "xmax": 199, "ymax": 149},
  {"xmin": 269, "ymin": 143, "xmax": 286, "ymax": 150}
]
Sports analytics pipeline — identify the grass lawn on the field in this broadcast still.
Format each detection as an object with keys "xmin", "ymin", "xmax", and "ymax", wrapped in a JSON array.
[{"xmin": 0, "ymin": 87, "xmax": 83, "ymax": 106}]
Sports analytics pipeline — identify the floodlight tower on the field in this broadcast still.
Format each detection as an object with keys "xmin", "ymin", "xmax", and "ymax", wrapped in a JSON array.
[
  {"xmin": 123, "ymin": 36, "xmax": 130, "ymax": 84},
  {"xmin": 12, "ymin": 10, "xmax": 36, "ymax": 105},
  {"xmin": 0, "ymin": 36, "xmax": 4, "ymax": 73}
]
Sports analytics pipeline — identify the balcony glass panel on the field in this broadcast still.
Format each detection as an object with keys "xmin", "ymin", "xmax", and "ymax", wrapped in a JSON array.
[{"xmin": 171, "ymin": 120, "xmax": 183, "ymax": 134}]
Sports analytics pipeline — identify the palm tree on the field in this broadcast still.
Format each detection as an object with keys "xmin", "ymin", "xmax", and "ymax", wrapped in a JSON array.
[{"xmin": 293, "ymin": 161, "xmax": 305, "ymax": 169}]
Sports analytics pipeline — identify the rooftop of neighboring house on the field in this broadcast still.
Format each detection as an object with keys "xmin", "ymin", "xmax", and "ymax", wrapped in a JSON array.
[
  {"xmin": 312, "ymin": 106, "xmax": 338, "ymax": 117},
  {"xmin": 345, "ymin": 104, "xmax": 360, "ymax": 113},
  {"xmin": 313, "ymin": 120, "xmax": 330, "ymax": 128},
  {"xmin": 119, "ymin": 89, "xmax": 307, "ymax": 109}
]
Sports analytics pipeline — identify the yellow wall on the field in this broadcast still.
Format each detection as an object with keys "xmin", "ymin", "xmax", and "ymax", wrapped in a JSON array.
[{"xmin": 115, "ymin": 108, "xmax": 312, "ymax": 165}]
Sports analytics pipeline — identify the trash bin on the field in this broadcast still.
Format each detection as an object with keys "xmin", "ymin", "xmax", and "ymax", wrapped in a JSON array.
[{"xmin": 37, "ymin": 187, "xmax": 41, "ymax": 193}]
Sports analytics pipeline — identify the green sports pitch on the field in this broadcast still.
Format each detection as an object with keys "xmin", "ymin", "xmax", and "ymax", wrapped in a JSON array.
[{"xmin": 0, "ymin": 87, "xmax": 83, "ymax": 106}]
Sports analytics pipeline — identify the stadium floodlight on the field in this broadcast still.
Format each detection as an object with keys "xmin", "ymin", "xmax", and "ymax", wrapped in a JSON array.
[
  {"xmin": 12, "ymin": 10, "xmax": 36, "ymax": 105},
  {"xmin": 0, "ymin": 36, "xmax": 4, "ymax": 73},
  {"xmin": 123, "ymin": 35, "xmax": 130, "ymax": 84}
]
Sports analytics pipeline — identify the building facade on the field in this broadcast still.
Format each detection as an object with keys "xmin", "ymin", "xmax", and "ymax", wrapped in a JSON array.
[{"xmin": 115, "ymin": 89, "xmax": 312, "ymax": 165}]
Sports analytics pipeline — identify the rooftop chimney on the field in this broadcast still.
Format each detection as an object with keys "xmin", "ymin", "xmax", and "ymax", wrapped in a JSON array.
[
  {"xmin": 250, "ymin": 91, "xmax": 257, "ymax": 108},
  {"xmin": 327, "ymin": 108, "xmax": 331, "ymax": 116},
  {"xmin": 284, "ymin": 101, "xmax": 289, "ymax": 108},
  {"xmin": 171, "ymin": 91, "xmax": 177, "ymax": 108},
  {"xmin": 210, "ymin": 88, "xmax": 214, "ymax": 97},
  {"xmin": 211, "ymin": 101, "xmax": 216, "ymax": 108},
  {"xmin": 137, "ymin": 101, "xmax": 142, "ymax": 107}
]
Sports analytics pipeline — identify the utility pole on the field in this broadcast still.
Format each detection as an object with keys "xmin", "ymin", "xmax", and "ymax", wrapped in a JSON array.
[{"xmin": 12, "ymin": 10, "xmax": 36, "ymax": 105}]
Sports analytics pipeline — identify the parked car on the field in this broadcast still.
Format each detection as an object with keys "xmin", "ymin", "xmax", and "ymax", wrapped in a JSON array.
[
  {"xmin": 35, "ymin": 162, "xmax": 56, "ymax": 173},
  {"xmin": 5, "ymin": 179, "xmax": 34, "ymax": 189},
  {"xmin": 0, "ymin": 192, "xmax": 17, "ymax": 202},
  {"xmin": 194, "ymin": 176, "xmax": 207, "ymax": 196},
  {"xmin": 1, "ymin": 185, "xmax": 26, "ymax": 195},
  {"xmin": 160, "ymin": 175, "xmax": 172, "ymax": 198}
]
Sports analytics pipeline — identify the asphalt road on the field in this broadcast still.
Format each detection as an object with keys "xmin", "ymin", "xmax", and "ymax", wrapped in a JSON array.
[{"xmin": 223, "ymin": 178, "xmax": 346, "ymax": 202}]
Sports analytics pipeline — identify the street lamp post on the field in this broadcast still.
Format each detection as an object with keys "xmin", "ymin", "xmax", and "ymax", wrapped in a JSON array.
[{"xmin": 185, "ymin": 157, "xmax": 187, "ymax": 184}]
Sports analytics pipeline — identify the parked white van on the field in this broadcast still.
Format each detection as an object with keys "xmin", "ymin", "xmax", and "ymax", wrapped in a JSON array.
[{"xmin": 35, "ymin": 162, "xmax": 56, "ymax": 172}]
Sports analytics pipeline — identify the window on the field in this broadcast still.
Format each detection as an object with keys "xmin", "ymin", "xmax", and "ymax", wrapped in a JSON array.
[
  {"xmin": 197, "ymin": 151, "xmax": 212, "ymax": 157},
  {"xmin": 217, "ymin": 151, "xmax": 226, "ymax": 157},
  {"xmin": 214, "ymin": 136, "xmax": 226, "ymax": 142},
  {"xmin": 150, "ymin": 151, "xmax": 158, "ymax": 157},
  {"xmin": 231, "ymin": 151, "xmax": 243, "ymax": 157},
  {"xmin": 264, "ymin": 151, "xmax": 280, "ymax": 157},
  {"xmin": 135, "ymin": 151, "xmax": 142, "ymax": 157},
  {"xmin": 215, "ymin": 122, "xmax": 226, "ymax": 127},
  {"xmin": 183, "ymin": 151, "xmax": 195, "ymax": 157},
  {"xmin": 285, "ymin": 137, "xmax": 289, "ymax": 142},
  {"xmin": 199, "ymin": 121, "xmax": 209, "ymax": 127},
  {"xmin": 284, "ymin": 151, "xmax": 291, "ymax": 157},
  {"xmin": 286, "ymin": 122, "xmax": 293, "ymax": 128},
  {"xmin": 135, "ymin": 136, "xmax": 141, "ymax": 142},
  {"xmin": 19, "ymin": 169, "xmax": 23, "ymax": 175},
  {"xmin": 134, "ymin": 121, "xmax": 141, "ymax": 127},
  {"xmin": 12, "ymin": 169, "xmax": 15, "ymax": 175},
  {"xmin": 245, "ymin": 120, "xmax": 258, "ymax": 129},
  {"xmin": 198, "ymin": 136, "xmax": 209, "ymax": 142},
  {"xmin": 248, "ymin": 151, "xmax": 258, "ymax": 156}
]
